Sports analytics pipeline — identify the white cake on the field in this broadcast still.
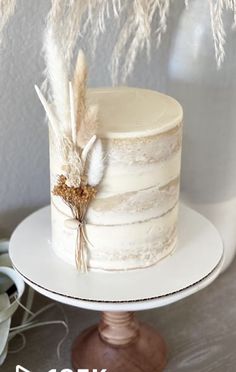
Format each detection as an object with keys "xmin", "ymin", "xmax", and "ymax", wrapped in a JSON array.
[{"xmin": 50, "ymin": 87, "xmax": 183, "ymax": 271}]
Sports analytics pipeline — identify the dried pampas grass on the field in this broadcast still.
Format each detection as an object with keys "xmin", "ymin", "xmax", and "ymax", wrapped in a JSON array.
[
  {"xmin": 0, "ymin": 1, "xmax": 235, "ymax": 83},
  {"xmin": 209, "ymin": 0, "xmax": 236, "ymax": 67},
  {"xmin": 46, "ymin": 0, "xmax": 88, "ymax": 70},
  {"xmin": 0, "ymin": 0, "xmax": 16, "ymax": 45},
  {"xmin": 73, "ymin": 49, "xmax": 87, "ymax": 131},
  {"xmin": 44, "ymin": 27, "xmax": 70, "ymax": 130},
  {"xmin": 37, "ymin": 34, "xmax": 104, "ymax": 272},
  {"xmin": 47, "ymin": 0, "xmax": 236, "ymax": 83},
  {"xmin": 36, "ymin": 27, "xmax": 104, "ymax": 190},
  {"xmin": 42, "ymin": 26, "xmax": 98, "ymax": 147},
  {"xmin": 77, "ymin": 104, "xmax": 98, "ymax": 149}
]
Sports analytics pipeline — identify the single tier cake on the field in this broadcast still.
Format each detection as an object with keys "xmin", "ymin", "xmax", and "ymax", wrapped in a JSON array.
[{"xmin": 50, "ymin": 87, "xmax": 183, "ymax": 271}]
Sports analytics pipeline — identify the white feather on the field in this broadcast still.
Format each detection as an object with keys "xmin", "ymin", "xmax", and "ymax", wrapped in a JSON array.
[
  {"xmin": 44, "ymin": 26, "xmax": 70, "ymax": 130},
  {"xmin": 34, "ymin": 85, "xmax": 59, "ymax": 138},
  {"xmin": 81, "ymin": 135, "xmax": 97, "ymax": 164},
  {"xmin": 87, "ymin": 139, "xmax": 104, "ymax": 186}
]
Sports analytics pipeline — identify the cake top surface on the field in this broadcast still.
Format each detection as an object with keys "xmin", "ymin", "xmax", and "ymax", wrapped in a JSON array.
[{"xmin": 88, "ymin": 87, "xmax": 183, "ymax": 139}]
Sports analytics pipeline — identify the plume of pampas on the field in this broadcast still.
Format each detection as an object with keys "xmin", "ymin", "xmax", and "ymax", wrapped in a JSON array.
[
  {"xmin": 111, "ymin": 0, "xmax": 152, "ymax": 82},
  {"xmin": 72, "ymin": 49, "xmax": 98, "ymax": 148},
  {"xmin": 77, "ymin": 104, "xmax": 98, "ymax": 148},
  {"xmin": 73, "ymin": 49, "xmax": 88, "ymax": 138},
  {"xmin": 44, "ymin": 26, "xmax": 70, "ymax": 130},
  {"xmin": 0, "ymin": 0, "xmax": 16, "ymax": 45},
  {"xmin": 155, "ymin": 0, "xmax": 170, "ymax": 48},
  {"xmin": 47, "ymin": 0, "xmax": 88, "ymax": 71},
  {"xmin": 209, "ymin": 0, "xmax": 228, "ymax": 67},
  {"xmin": 86, "ymin": 139, "xmax": 104, "ymax": 187},
  {"xmin": 45, "ymin": 0, "xmax": 236, "ymax": 83},
  {"xmin": 37, "ymin": 43, "xmax": 103, "ymax": 189},
  {"xmin": 69, "ymin": 81, "xmax": 77, "ymax": 145}
]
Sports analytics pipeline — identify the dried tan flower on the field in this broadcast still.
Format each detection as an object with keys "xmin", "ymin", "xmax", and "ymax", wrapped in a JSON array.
[{"xmin": 53, "ymin": 174, "xmax": 96, "ymax": 219}]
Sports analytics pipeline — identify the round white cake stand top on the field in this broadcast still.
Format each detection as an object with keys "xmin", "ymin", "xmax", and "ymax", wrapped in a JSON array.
[{"xmin": 9, "ymin": 203, "xmax": 223, "ymax": 312}]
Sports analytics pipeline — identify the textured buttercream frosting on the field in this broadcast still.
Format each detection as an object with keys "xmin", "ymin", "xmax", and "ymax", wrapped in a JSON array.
[{"xmin": 50, "ymin": 87, "xmax": 183, "ymax": 271}]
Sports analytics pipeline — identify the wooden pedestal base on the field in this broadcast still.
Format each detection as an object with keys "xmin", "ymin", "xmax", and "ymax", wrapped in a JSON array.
[{"xmin": 72, "ymin": 312, "xmax": 167, "ymax": 372}]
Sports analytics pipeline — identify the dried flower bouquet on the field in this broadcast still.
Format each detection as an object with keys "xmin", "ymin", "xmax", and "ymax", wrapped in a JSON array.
[{"xmin": 35, "ymin": 27, "xmax": 104, "ymax": 272}]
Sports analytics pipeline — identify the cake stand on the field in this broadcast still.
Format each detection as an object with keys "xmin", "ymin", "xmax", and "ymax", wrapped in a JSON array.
[{"xmin": 9, "ymin": 204, "xmax": 223, "ymax": 372}]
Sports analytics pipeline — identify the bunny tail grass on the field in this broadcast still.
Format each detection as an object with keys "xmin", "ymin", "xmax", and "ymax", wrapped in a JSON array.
[{"xmin": 87, "ymin": 139, "xmax": 104, "ymax": 187}]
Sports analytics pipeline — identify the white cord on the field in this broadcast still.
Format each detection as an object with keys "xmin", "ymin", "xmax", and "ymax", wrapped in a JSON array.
[
  {"xmin": 21, "ymin": 287, "xmax": 35, "ymax": 323},
  {"xmin": 8, "ymin": 301, "xmax": 69, "ymax": 359},
  {"xmin": 0, "ymin": 240, "xmax": 69, "ymax": 362}
]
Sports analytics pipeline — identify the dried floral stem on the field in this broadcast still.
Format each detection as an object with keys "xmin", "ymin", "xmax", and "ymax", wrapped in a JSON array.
[
  {"xmin": 53, "ymin": 175, "xmax": 97, "ymax": 271},
  {"xmin": 53, "ymin": 175, "xmax": 96, "ymax": 214},
  {"xmin": 76, "ymin": 227, "xmax": 88, "ymax": 272}
]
